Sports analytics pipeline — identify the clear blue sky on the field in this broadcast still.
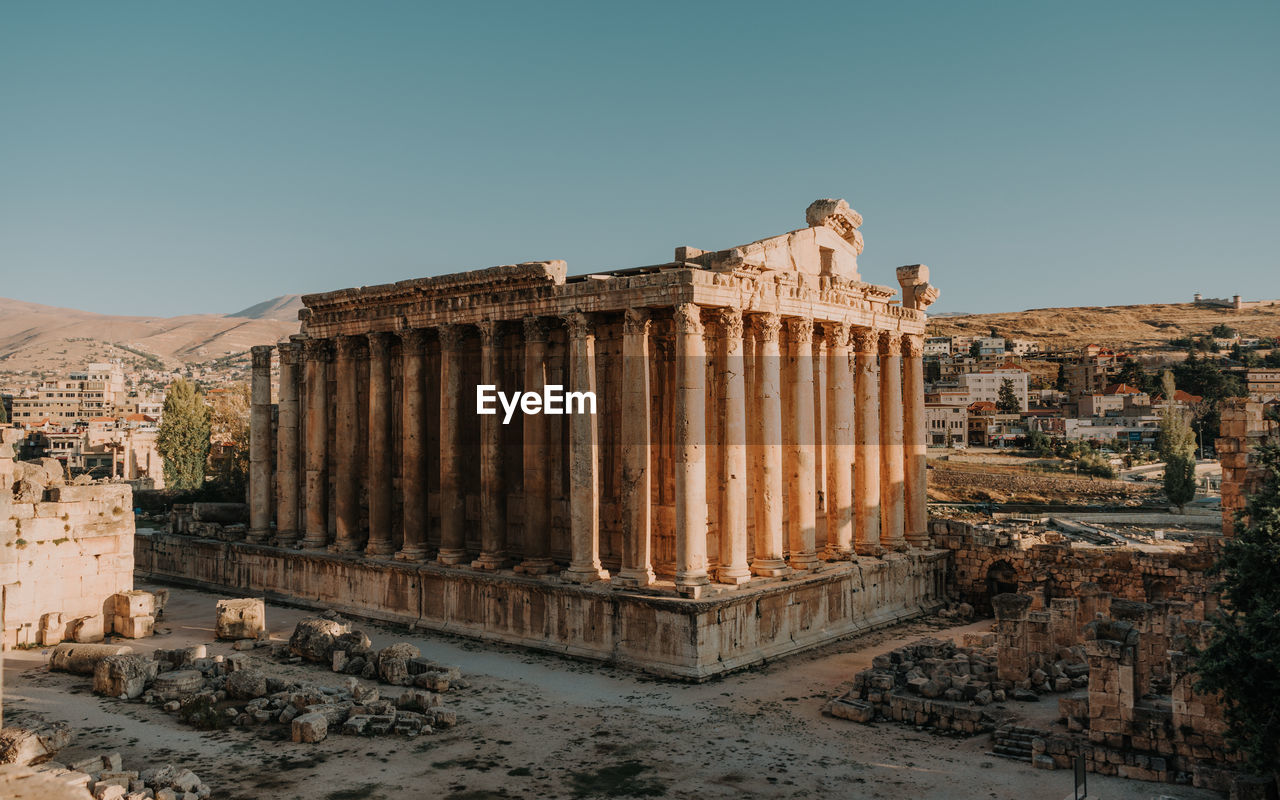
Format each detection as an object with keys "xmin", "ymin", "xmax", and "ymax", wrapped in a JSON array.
[{"xmin": 2, "ymin": 1, "xmax": 1277, "ymax": 317}]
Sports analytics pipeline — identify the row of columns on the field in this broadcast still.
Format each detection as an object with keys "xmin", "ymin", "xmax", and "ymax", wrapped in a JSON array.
[{"xmin": 246, "ymin": 305, "xmax": 930, "ymax": 597}]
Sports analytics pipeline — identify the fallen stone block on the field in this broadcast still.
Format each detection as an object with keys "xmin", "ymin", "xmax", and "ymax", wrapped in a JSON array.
[
  {"xmin": 93, "ymin": 655, "xmax": 158, "ymax": 700},
  {"xmin": 291, "ymin": 712, "xmax": 328, "ymax": 743},
  {"xmin": 225, "ymin": 669, "xmax": 268, "ymax": 700},
  {"xmin": 111, "ymin": 591, "xmax": 156, "ymax": 620},
  {"xmin": 289, "ymin": 618, "xmax": 349, "ymax": 663},
  {"xmin": 0, "ymin": 722, "xmax": 73, "ymax": 766},
  {"xmin": 68, "ymin": 615, "xmax": 105, "ymax": 643},
  {"xmin": 830, "ymin": 697, "xmax": 875, "ymax": 723},
  {"xmin": 37, "ymin": 612, "xmax": 64, "ymax": 646},
  {"xmin": 215, "ymin": 598, "xmax": 265, "ymax": 641},
  {"xmin": 376, "ymin": 643, "xmax": 421, "ymax": 685},
  {"xmin": 49, "ymin": 643, "xmax": 134, "ymax": 675},
  {"xmin": 151, "ymin": 670, "xmax": 205, "ymax": 701},
  {"xmin": 112, "ymin": 614, "xmax": 154, "ymax": 639}
]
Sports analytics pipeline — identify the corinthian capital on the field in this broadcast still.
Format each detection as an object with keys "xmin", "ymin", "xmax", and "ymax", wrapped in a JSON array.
[
  {"xmin": 751, "ymin": 313, "xmax": 781, "ymax": 343},
  {"xmin": 623, "ymin": 308, "xmax": 651, "ymax": 337},
  {"xmin": 672, "ymin": 303, "xmax": 703, "ymax": 336},
  {"xmin": 878, "ymin": 330, "xmax": 901, "ymax": 356}
]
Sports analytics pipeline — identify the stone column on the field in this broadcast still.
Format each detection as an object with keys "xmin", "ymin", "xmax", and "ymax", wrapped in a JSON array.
[
  {"xmin": 879, "ymin": 331, "xmax": 906, "ymax": 551},
  {"xmin": 616, "ymin": 309, "xmax": 655, "ymax": 587},
  {"xmin": 436, "ymin": 324, "xmax": 469, "ymax": 565},
  {"xmin": 716, "ymin": 309, "xmax": 751, "ymax": 585},
  {"xmin": 365, "ymin": 332, "xmax": 395, "ymax": 556},
  {"xmin": 673, "ymin": 304, "xmax": 710, "ymax": 596},
  {"xmin": 397, "ymin": 328, "xmax": 429, "ymax": 561},
  {"xmin": 247, "ymin": 344, "xmax": 274, "ymax": 543},
  {"xmin": 275, "ymin": 340, "xmax": 302, "ymax": 545},
  {"xmin": 302, "ymin": 338, "xmax": 331, "ymax": 550},
  {"xmin": 563, "ymin": 313, "xmax": 608, "ymax": 583},
  {"xmin": 332, "ymin": 335, "xmax": 362, "ymax": 552},
  {"xmin": 902, "ymin": 333, "xmax": 929, "ymax": 548},
  {"xmin": 750, "ymin": 314, "xmax": 788, "ymax": 577},
  {"xmin": 784, "ymin": 318, "xmax": 819, "ymax": 571},
  {"xmin": 473, "ymin": 321, "xmax": 508, "ymax": 570},
  {"xmin": 823, "ymin": 322, "xmax": 854, "ymax": 559},
  {"xmin": 518, "ymin": 317, "xmax": 555, "ymax": 574},
  {"xmin": 852, "ymin": 327, "xmax": 881, "ymax": 556}
]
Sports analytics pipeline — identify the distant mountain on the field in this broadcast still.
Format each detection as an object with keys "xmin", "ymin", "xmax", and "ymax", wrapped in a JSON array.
[
  {"xmin": 226, "ymin": 294, "xmax": 305, "ymax": 321},
  {"xmin": 929, "ymin": 302, "xmax": 1280, "ymax": 351},
  {"xmin": 0, "ymin": 296, "xmax": 300, "ymax": 375}
]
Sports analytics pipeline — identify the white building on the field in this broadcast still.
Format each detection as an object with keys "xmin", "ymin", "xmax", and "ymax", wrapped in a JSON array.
[
  {"xmin": 923, "ymin": 336, "xmax": 951, "ymax": 356},
  {"xmin": 957, "ymin": 366, "xmax": 1029, "ymax": 410},
  {"xmin": 925, "ymin": 403, "xmax": 968, "ymax": 446}
]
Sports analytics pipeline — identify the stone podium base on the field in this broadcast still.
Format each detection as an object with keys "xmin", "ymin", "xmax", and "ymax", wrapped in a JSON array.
[{"xmin": 134, "ymin": 531, "xmax": 948, "ymax": 681}]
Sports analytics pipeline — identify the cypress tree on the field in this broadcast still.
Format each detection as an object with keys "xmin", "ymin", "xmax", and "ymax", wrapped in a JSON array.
[{"xmin": 157, "ymin": 378, "xmax": 211, "ymax": 491}]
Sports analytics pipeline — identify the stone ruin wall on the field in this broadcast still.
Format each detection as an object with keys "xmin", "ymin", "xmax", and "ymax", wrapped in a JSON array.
[
  {"xmin": 1, "ymin": 428, "xmax": 135, "ymax": 649},
  {"xmin": 1217, "ymin": 397, "xmax": 1276, "ymax": 536},
  {"xmin": 1044, "ymin": 602, "xmax": 1239, "ymax": 791},
  {"xmin": 929, "ymin": 518, "xmax": 1216, "ymax": 617}
]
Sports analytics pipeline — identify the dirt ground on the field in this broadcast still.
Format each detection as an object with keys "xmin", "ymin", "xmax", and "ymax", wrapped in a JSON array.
[{"xmin": 4, "ymin": 583, "xmax": 1224, "ymax": 800}]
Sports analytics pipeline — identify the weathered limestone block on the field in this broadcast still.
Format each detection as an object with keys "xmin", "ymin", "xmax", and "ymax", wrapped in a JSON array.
[
  {"xmin": 289, "ymin": 618, "xmax": 349, "ymax": 662},
  {"xmin": 829, "ymin": 697, "xmax": 875, "ymax": 723},
  {"xmin": 376, "ymin": 643, "xmax": 421, "ymax": 686},
  {"xmin": 152, "ymin": 645, "xmax": 206, "ymax": 670},
  {"xmin": 214, "ymin": 598, "xmax": 265, "ymax": 641},
  {"xmin": 68, "ymin": 615, "xmax": 105, "ymax": 643},
  {"xmin": 110, "ymin": 591, "xmax": 155, "ymax": 619},
  {"xmin": 0, "ymin": 722, "xmax": 73, "ymax": 766},
  {"xmin": 49, "ymin": 642, "xmax": 133, "ymax": 675},
  {"xmin": 93, "ymin": 655, "xmax": 157, "ymax": 700},
  {"xmin": 225, "ymin": 669, "xmax": 268, "ymax": 700},
  {"xmin": 111, "ymin": 615, "xmax": 154, "ymax": 639},
  {"xmin": 37, "ymin": 613, "xmax": 64, "ymax": 646},
  {"xmin": 150, "ymin": 670, "xmax": 205, "ymax": 701},
  {"xmin": 291, "ymin": 712, "xmax": 328, "ymax": 743}
]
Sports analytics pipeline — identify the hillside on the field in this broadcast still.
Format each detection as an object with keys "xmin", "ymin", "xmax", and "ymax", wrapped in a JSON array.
[
  {"xmin": 227, "ymin": 295, "xmax": 305, "ymax": 321},
  {"xmin": 0, "ymin": 297, "xmax": 300, "ymax": 375},
  {"xmin": 928, "ymin": 301, "xmax": 1280, "ymax": 352}
]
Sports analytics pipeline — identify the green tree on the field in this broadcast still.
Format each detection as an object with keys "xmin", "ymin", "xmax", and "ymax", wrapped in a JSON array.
[
  {"xmin": 208, "ymin": 383, "xmax": 250, "ymax": 495},
  {"xmin": 1194, "ymin": 437, "xmax": 1280, "ymax": 774},
  {"xmin": 1156, "ymin": 371, "xmax": 1197, "ymax": 510},
  {"xmin": 0, "ymin": 397, "xmax": 8, "ymax": 425},
  {"xmin": 1210, "ymin": 323, "xmax": 1236, "ymax": 339},
  {"xmin": 1116, "ymin": 358, "xmax": 1145, "ymax": 388},
  {"xmin": 157, "ymin": 378, "xmax": 211, "ymax": 491},
  {"xmin": 996, "ymin": 378, "xmax": 1021, "ymax": 413},
  {"xmin": 1055, "ymin": 364, "xmax": 1068, "ymax": 392},
  {"xmin": 969, "ymin": 341, "xmax": 981, "ymax": 358}
]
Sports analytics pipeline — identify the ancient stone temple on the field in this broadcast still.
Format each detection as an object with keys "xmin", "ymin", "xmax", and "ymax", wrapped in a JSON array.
[{"xmin": 137, "ymin": 199, "xmax": 948, "ymax": 679}]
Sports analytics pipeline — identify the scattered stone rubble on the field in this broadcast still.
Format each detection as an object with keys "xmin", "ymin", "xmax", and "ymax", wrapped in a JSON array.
[
  {"xmin": 830, "ymin": 634, "xmax": 1090, "ymax": 735},
  {"xmin": 47, "ymin": 614, "xmax": 464, "ymax": 748},
  {"xmin": 37, "ymin": 751, "xmax": 210, "ymax": 800}
]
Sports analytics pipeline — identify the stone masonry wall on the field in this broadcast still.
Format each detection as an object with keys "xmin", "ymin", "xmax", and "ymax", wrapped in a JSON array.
[
  {"xmin": 930, "ymin": 518, "xmax": 1216, "ymax": 617},
  {"xmin": 1, "ymin": 480, "xmax": 135, "ymax": 649},
  {"xmin": 1216, "ymin": 398, "xmax": 1276, "ymax": 536}
]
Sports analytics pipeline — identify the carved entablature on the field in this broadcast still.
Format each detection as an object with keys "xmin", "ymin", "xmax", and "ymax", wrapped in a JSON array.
[
  {"xmin": 896, "ymin": 264, "xmax": 940, "ymax": 312},
  {"xmin": 291, "ymin": 201, "xmax": 935, "ymax": 341}
]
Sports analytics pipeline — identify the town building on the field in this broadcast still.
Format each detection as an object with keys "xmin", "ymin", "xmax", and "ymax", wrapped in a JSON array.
[
  {"xmin": 1246, "ymin": 368, "xmax": 1280, "ymax": 402},
  {"xmin": 957, "ymin": 363, "xmax": 1029, "ymax": 410},
  {"xmin": 924, "ymin": 403, "xmax": 967, "ymax": 447},
  {"xmin": 9, "ymin": 362, "xmax": 128, "ymax": 423}
]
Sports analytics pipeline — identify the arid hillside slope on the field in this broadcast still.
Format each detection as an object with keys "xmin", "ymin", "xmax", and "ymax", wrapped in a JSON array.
[
  {"xmin": 930, "ymin": 301, "xmax": 1280, "ymax": 351},
  {"xmin": 0, "ymin": 297, "xmax": 299, "ymax": 374}
]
